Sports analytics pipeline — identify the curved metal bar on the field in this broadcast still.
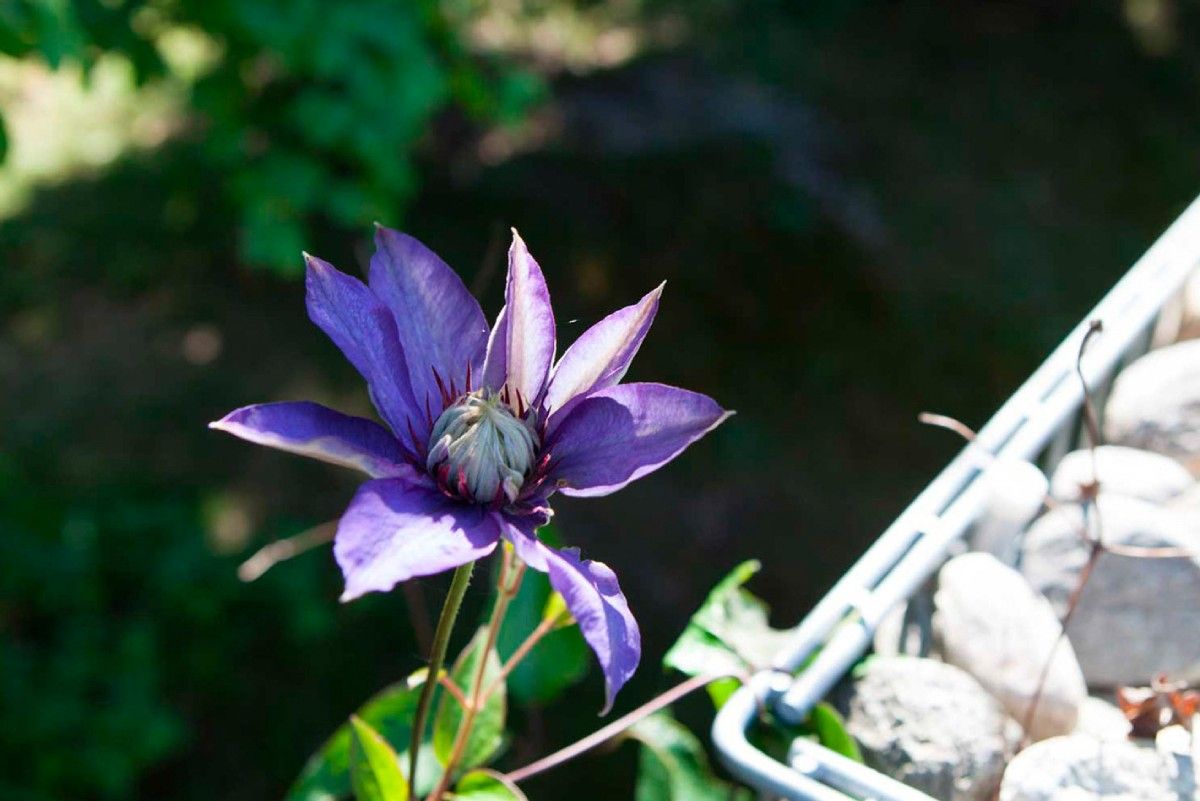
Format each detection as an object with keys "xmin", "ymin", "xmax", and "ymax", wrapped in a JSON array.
[{"xmin": 714, "ymin": 193, "xmax": 1200, "ymax": 800}]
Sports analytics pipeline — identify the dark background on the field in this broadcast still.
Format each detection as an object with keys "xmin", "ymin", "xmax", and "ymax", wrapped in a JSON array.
[{"xmin": 3, "ymin": 1, "xmax": 1199, "ymax": 799}]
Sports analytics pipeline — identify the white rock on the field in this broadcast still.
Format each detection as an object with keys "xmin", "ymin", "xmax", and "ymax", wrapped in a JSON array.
[
  {"xmin": 935, "ymin": 553, "xmax": 1086, "ymax": 741},
  {"xmin": 1000, "ymin": 735, "xmax": 1191, "ymax": 801},
  {"xmin": 1184, "ymin": 268, "xmax": 1200, "ymax": 342},
  {"xmin": 1153, "ymin": 269, "xmax": 1200, "ymax": 346},
  {"xmin": 837, "ymin": 657, "xmax": 1020, "ymax": 801},
  {"xmin": 1156, "ymin": 725, "xmax": 1198, "ymax": 799},
  {"xmin": 1050, "ymin": 445, "xmax": 1194, "ymax": 505},
  {"xmin": 1021, "ymin": 495, "xmax": 1200, "ymax": 687},
  {"xmin": 969, "ymin": 457, "xmax": 1048, "ymax": 564},
  {"xmin": 872, "ymin": 601, "xmax": 928, "ymax": 658},
  {"xmin": 1104, "ymin": 339, "xmax": 1200, "ymax": 474},
  {"xmin": 1171, "ymin": 483, "xmax": 1200, "ymax": 517},
  {"xmin": 1072, "ymin": 696, "xmax": 1132, "ymax": 742}
]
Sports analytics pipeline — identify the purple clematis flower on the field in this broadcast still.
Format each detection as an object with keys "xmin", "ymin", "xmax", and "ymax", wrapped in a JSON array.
[{"xmin": 211, "ymin": 227, "xmax": 730, "ymax": 710}]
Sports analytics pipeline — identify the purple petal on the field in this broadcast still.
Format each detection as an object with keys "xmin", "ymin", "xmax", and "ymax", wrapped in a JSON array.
[
  {"xmin": 305, "ymin": 255, "xmax": 421, "ymax": 446},
  {"xmin": 504, "ymin": 521, "xmax": 640, "ymax": 713},
  {"xmin": 335, "ymin": 478, "xmax": 502, "ymax": 601},
  {"xmin": 544, "ymin": 283, "xmax": 663, "ymax": 421},
  {"xmin": 481, "ymin": 230, "xmax": 555, "ymax": 406},
  {"xmin": 210, "ymin": 402, "xmax": 412, "ymax": 478},
  {"xmin": 368, "ymin": 227, "xmax": 489, "ymax": 410},
  {"xmin": 481, "ymin": 303, "xmax": 508, "ymax": 391},
  {"xmin": 545, "ymin": 383, "xmax": 732, "ymax": 497}
]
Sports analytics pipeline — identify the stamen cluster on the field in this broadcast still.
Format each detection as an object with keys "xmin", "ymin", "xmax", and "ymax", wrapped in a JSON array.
[{"xmin": 426, "ymin": 389, "xmax": 539, "ymax": 504}]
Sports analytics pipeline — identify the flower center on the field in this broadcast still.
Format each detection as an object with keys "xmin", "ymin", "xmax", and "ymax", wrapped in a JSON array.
[{"xmin": 426, "ymin": 389, "xmax": 539, "ymax": 504}]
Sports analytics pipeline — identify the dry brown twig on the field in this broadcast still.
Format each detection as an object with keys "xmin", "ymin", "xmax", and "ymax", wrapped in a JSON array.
[
  {"xmin": 1020, "ymin": 319, "xmax": 1195, "ymax": 744},
  {"xmin": 922, "ymin": 321, "xmax": 1196, "ymax": 744}
]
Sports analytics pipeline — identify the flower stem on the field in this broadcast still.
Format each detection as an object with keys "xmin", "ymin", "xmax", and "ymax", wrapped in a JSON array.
[
  {"xmin": 503, "ymin": 672, "xmax": 735, "ymax": 785},
  {"xmin": 428, "ymin": 548, "xmax": 525, "ymax": 800},
  {"xmin": 480, "ymin": 610, "xmax": 561, "ymax": 704},
  {"xmin": 408, "ymin": 562, "xmax": 474, "ymax": 801}
]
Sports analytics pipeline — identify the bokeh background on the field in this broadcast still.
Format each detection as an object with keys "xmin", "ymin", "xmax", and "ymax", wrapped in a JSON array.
[{"xmin": 3, "ymin": 1, "xmax": 1199, "ymax": 799}]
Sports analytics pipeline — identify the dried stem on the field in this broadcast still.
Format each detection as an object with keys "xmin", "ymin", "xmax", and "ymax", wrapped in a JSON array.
[
  {"xmin": 409, "ymin": 562, "xmax": 474, "ymax": 801},
  {"xmin": 504, "ymin": 672, "xmax": 736, "ymax": 785},
  {"xmin": 1076, "ymin": 320, "xmax": 1104, "ymax": 453},
  {"xmin": 1021, "ymin": 539, "xmax": 1103, "ymax": 739},
  {"xmin": 1101, "ymin": 543, "xmax": 1193, "ymax": 559},
  {"xmin": 1021, "ymin": 321, "xmax": 1105, "ymax": 742},
  {"xmin": 917, "ymin": 412, "xmax": 978, "ymax": 443},
  {"xmin": 236, "ymin": 520, "xmax": 337, "ymax": 582},
  {"xmin": 1019, "ymin": 319, "xmax": 1193, "ymax": 741}
]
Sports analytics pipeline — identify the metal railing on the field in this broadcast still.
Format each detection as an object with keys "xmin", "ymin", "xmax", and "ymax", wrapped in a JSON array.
[{"xmin": 712, "ymin": 194, "xmax": 1200, "ymax": 800}]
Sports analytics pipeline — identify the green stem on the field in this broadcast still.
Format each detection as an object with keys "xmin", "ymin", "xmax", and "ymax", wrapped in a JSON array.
[
  {"xmin": 428, "ymin": 548, "xmax": 525, "ymax": 800},
  {"xmin": 408, "ymin": 562, "xmax": 474, "ymax": 801}
]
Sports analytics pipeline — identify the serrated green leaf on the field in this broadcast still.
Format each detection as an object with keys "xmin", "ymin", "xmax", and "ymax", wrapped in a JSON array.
[
  {"xmin": 349, "ymin": 717, "xmax": 409, "ymax": 801},
  {"xmin": 664, "ymin": 560, "xmax": 791, "ymax": 679},
  {"xmin": 287, "ymin": 672, "xmax": 443, "ymax": 801},
  {"xmin": 809, "ymin": 703, "xmax": 862, "ymax": 763},
  {"xmin": 433, "ymin": 628, "xmax": 505, "ymax": 773},
  {"xmin": 630, "ymin": 711, "xmax": 751, "ymax": 801},
  {"xmin": 453, "ymin": 769, "xmax": 529, "ymax": 800}
]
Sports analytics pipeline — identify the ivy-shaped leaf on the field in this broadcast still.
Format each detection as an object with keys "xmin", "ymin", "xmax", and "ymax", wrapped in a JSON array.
[
  {"xmin": 664, "ymin": 560, "xmax": 791, "ymax": 678},
  {"xmin": 349, "ymin": 716, "xmax": 408, "ymax": 801}
]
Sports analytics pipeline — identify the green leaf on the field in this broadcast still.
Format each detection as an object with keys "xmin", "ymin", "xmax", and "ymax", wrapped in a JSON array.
[
  {"xmin": 704, "ymin": 677, "xmax": 742, "ymax": 710},
  {"xmin": 349, "ymin": 717, "xmax": 409, "ymax": 801},
  {"xmin": 809, "ymin": 703, "xmax": 862, "ymax": 763},
  {"xmin": 287, "ymin": 672, "xmax": 443, "ymax": 801},
  {"xmin": 541, "ymin": 590, "xmax": 573, "ymax": 628},
  {"xmin": 496, "ymin": 526, "xmax": 588, "ymax": 706},
  {"xmin": 663, "ymin": 626, "xmax": 749, "ymax": 680},
  {"xmin": 454, "ymin": 770, "xmax": 529, "ymax": 800},
  {"xmin": 664, "ymin": 560, "xmax": 791, "ymax": 678},
  {"xmin": 630, "ymin": 711, "xmax": 751, "ymax": 801},
  {"xmin": 433, "ymin": 628, "xmax": 506, "ymax": 773}
]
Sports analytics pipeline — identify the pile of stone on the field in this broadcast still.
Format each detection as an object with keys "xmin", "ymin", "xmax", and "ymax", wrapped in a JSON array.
[{"xmin": 826, "ymin": 288, "xmax": 1200, "ymax": 801}]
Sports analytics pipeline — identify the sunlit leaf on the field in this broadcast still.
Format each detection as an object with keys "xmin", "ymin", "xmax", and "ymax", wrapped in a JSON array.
[
  {"xmin": 808, "ymin": 703, "xmax": 862, "ymax": 763},
  {"xmin": 630, "ymin": 711, "xmax": 751, "ymax": 801},
  {"xmin": 541, "ymin": 590, "xmax": 573, "ymax": 628},
  {"xmin": 664, "ymin": 560, "xmax": 791, "ymax": 678},
  {"xmin": 704, "ymin": 677, "xmax": 742, "ymax": 710},
  {"xmin": 454, "ymin": 769, "xmax": 529, "ymax": 800},
  {"xmin": 349, "ymin": 716, "xmax": 408, "ymax": 801},
  {"xmin": 433, "ymin": 628, "xmax": 506, "ymax": 773},
  {"xmin": 287, "ymin": 672, "xmax": 443, "ymax": 801}
]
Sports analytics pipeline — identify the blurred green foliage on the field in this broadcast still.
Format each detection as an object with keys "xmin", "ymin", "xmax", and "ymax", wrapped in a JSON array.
[
  {"xmin": 0, "ymin": 0, "xmax": 541, "ymax": 273},
  {"xmin": 0, "ymin": 460, "xmax": 340, "ymax": 801}
]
